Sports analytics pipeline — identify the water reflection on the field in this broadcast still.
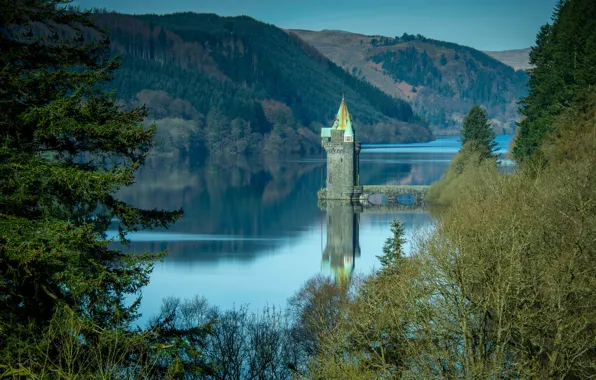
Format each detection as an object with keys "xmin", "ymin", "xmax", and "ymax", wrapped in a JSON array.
[
  {"xmin": 319, "ymin": 199, "xmax": 431, "ymax": 282},
  {"xmin": 321, "ymin": 201, "xmax": 361, "ymax": 281},
  {"xmin": 116, "ymin": 156, "xmax": 325, "ymax": 264},
  {"xmin": 112, "ymin": 135, "xmax": 513, "ymax": 324}
]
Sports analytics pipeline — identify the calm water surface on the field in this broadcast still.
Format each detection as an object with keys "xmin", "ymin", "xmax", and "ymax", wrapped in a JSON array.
[{"xmin": 114, "ymin": 135, "xmax": 513, "ymax": 325}]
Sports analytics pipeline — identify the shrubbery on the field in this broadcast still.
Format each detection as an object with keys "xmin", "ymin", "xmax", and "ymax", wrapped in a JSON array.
[{"xmin": 306, "ymin": 92, "xmax": 596, "ymax": 378}]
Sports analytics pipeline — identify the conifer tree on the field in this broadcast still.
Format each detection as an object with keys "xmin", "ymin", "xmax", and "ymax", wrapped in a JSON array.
[
  {"xmin": 378, "ymin": 219, "xmax": 406, "ymax": 274},
  {"xmin": 513, "ymin": 0, "xmax": 596, "ymax": 161},
  {"xmin": 460, "ymin": 105, "xmax": 497, "ymax": 159},
  {"xmin": 0, "ymin": 0, "xmax": 181, "ymax": 335}
]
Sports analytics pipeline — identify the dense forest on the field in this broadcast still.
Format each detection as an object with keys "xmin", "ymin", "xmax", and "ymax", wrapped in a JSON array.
[
  {"xmin": 292, "ymin": 29, "xmax": 529, "ymax": 133},
  {"xmin": 513, "ymin": 0, "xmax": 596, "ymax": 160},
  {"xmin": 91, "ymin": 12, "xmax": 432, "ymax": 157},
  {"xmin": 367, "ymin": 35, "xmax": 529, "ymax": 132}
]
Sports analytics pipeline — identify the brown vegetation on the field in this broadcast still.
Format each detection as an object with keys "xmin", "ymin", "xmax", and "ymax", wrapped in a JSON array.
[{"xmin": 305, "ymin": 93, "xmax": 596, "ymax": 378}]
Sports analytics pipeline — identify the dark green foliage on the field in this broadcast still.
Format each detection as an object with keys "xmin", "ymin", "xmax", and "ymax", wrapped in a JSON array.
[
  {"xmin": 440, "ymin": 53, "xmax": 447, "ymax": 66},
  {"xmin": 378, "ymin": 219, "xmax": 406, "ymax": 273},
  {"xmin": 427, "ymin": 105, "xmax": 497, "ymax": 206},
  {"xmin": 0, "ymin": 0, "xmax": 181, "ymax": 366},
  {"xmin": 91, "ymin": 12, "xmax": 432, "ymax": 152},
  {"xmin": 368, "ymin": 34, "xmax": 528, "ymax": 129},
  {"xmin": 372, "ymin": 47, "xmax": 447, "ymax": 94},
  {"xmin": 513, "ymin": 0, "xmax": 596, "ymax": 161},
  {"xmin": 460, "ymin": 105, "xmax": 497, "ymax": 159}
]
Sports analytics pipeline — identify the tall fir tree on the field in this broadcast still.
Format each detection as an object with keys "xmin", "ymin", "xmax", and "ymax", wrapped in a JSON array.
[
  {"xmin": 0, "ymin": 0, "xmax": 181, "ymax": 336},
  {"xmin": 513, "ymin": 0, "xmax": 596, "ymax": 161},
  {"xmin": 378, "ymin": 219, "xmax": 406, "ymax": 275},
  {"xmin": 460, "ymin": 105, "xmax": 497, "ymax": 159}
]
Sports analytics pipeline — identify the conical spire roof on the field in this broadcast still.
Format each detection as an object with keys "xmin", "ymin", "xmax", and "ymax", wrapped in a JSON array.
[
  {"xmin": 332, "ymin": 96, "xmax": 352, "ymax": 131},
  {"xmin": 323, "ymin": 95, "xmax": 356, "ymax": 139}
]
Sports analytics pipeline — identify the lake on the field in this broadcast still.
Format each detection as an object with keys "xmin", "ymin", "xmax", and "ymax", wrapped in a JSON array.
[{"xmin": 113, "ymin": 134, "xmax": 513, "ymax": 325}]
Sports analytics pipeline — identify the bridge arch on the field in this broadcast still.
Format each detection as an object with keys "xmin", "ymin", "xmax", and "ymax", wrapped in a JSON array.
[
  {"xmin": 368, "ymin": 193, "xmax": 388, "ymax": 205},
  {"xmin": 396, "ymin": 193, "xmax": 417, "ymax": 205}
]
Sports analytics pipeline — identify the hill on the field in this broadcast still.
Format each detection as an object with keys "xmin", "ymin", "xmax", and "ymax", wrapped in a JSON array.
[
  {"xmin": 290, "ymin": 29, "xmax": 529, "ymax": 134},
  {"xmin": 91, "ymin": 13, "xmax": 432, "ymax": 157},
  {"xmin": 482, "ymin": 48, "xmax": 532, "ymax": 71}
]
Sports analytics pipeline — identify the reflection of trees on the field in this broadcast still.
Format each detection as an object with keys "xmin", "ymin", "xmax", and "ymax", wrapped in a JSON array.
[
  {"xmin": 115, "ymin": 156, "xmax": 324, "ymax": 263},
  {"xmin": 114, "ymin": 151, "xmax": 446, "ymax": 265},
  {"xmin": 359, "ymin": 152, "xmax": 451, "ymax": 186}
]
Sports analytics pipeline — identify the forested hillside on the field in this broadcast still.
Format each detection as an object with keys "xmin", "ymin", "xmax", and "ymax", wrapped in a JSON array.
[
  {"xmin": 513, "ymin": 0, "xmax": 596, "ymax": 161},
  {"xmin": 291, "ymin": 30, "xmax": 529, "ymax": 134},
  {"xmin": 92, "ymin": 12, "xmax": 432, "ymax": 157}
]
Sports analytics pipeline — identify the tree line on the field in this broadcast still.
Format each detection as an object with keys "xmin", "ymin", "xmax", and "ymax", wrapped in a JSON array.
[
  {"xmin": 369, "ymin": 36, "xmax": 528, "ymax": 131},
  {"xmin": 92, "ymin": 11, "xmax": 432, "ymax": 157},
  {"xmin": 513, "ymin": 0, "xmax": 596, "ymax": 161}
]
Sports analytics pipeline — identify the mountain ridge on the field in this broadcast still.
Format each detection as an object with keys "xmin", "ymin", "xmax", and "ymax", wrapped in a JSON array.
[
  {"xmin": 290, "ymin": 29, "xmax": 532, "ymax": 71},
  {"xmin": 290, "ymin": 29, "xmax": 529, "ymax": 134},
  {"xmin": 92, "ymin": 12, "xmax": 432, "ymax": 158}
]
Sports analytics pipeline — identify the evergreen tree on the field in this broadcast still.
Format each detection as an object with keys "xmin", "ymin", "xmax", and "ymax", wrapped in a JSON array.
[
  {"xmin": 513, "ymin": 0, "xmax": 596, "ymax": 161},
  {"xmin": 440, "ymin": 53, "xmax": 448, "ymax": 66},
  {"xmin": 460, "ymin": 105, "xmax": 497, "ymax": 159},
  {"xmin": 378, "ymin": 219, "xmax": 406, "ymax": 274},
  {"xmin": 0, "ymin": 0, "xmax": 180, "ymax": 337}
]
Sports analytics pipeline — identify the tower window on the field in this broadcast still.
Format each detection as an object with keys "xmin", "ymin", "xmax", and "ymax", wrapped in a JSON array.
[{"xmin": 344, "ymin": 135, "xmax": 353, "ymax": 142}]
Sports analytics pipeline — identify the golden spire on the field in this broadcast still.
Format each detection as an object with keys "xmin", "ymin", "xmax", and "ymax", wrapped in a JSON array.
[{"xmin": 333, "ymin": 95, "xmax": 352, "ymax": 131}]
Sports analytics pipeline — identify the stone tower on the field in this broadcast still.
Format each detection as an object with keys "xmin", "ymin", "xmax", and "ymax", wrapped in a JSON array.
[{"xmin": 321, "ymin": 96, "xmax": 362, "ymax": 200}]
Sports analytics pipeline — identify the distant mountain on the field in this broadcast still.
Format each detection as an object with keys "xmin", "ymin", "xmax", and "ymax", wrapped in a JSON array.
[
  {"xmin": 91, "ymin": 12, "xmax": 432, "ymax": 158},
  {"xmin": 290, "ymin": 30, "xmax": 529, "ymax": 134},
  {"xmin": 482, "ymin": 48, "xmax": 532, "ymax": 71}
]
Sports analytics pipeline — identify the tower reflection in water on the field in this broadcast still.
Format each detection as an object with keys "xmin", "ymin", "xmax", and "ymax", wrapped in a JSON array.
[{"xmin": 320, "ymin": 200, "xmax": 362, "ymax": 281}]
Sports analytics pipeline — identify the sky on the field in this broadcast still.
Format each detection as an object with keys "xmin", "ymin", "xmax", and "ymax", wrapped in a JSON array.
[{"xmin": 73, "ymin": 0, "xmax": 558, "ymax": 51}]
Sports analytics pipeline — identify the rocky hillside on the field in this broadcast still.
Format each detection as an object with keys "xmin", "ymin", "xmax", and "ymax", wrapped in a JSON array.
[
  {"xmin": 91, "ymin": 13, "xmax": 432, "ymax": 158},
  {"xmin": 290, "ymin": 29, "xmax": 529, "ymax": 134}
]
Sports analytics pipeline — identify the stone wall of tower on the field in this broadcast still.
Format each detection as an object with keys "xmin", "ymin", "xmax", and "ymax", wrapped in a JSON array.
[{"xmin": 322, "ymin": 129, "xmax": 356, "ymax": 199}]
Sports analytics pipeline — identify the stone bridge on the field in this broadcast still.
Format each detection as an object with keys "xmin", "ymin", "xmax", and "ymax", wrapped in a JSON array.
[
  {"xmin": 359, "ymin": 185, "xmax": 428, "ymax": 207},
  {"xmin": 318, "ymin": 185, "xmax": 429, "ymax": 213},
  {"xmin": 318, "ymin": 200, "xmax": 427, "ymax": 214}
]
